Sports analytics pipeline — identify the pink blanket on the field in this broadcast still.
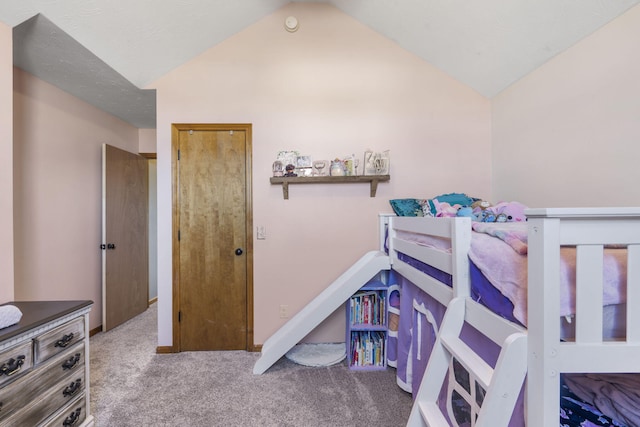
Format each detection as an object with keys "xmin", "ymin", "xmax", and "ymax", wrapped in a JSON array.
[
  {"xmin": 471, "ymin": 222, "xmax": 528, "ymax": 255},
  {"xmin": 468, "ymin": 226, "xmax": 627, "ymax": 325}
]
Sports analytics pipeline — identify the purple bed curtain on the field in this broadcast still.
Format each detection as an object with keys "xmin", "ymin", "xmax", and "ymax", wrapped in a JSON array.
[{"xmin": 393, "ymin": 272, "xmax": 526, "ymax": 426}]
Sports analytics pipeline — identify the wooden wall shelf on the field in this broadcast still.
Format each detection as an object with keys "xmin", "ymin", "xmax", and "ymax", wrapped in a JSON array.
[{"xmin": 270, "ymin": 175, "xmax": 390, "ymax": 199}]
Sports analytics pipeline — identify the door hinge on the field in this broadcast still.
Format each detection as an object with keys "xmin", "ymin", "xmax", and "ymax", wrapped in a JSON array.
[
  {"xmin": 178, "ymin": 230, "xmax": 180, "ymax": 241},
  {"xmin": 177, "ymin": 149, "xmax": 180, "ymax": 160},
  {"xmin": 178, "ymin": 311, "xmax": 181, "ymax": 322}
]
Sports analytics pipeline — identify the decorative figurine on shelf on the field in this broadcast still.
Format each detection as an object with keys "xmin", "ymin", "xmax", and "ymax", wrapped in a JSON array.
[
  {"xmin": 284, "ymin": 164, "xmax": 298, "ymax": 177},
  {"xmin": 272, "ymin": 160, "xmax": 284, "ymax": 177},
  {"xmin": 364, "ymin": 150, "xmax": 390, "ymax": 175},
  {"xmin": 330, "ymin": 159, "xmax": 345, "ymax": 176},
  {"xmin": 312, "ymin": 160, "xmax": 328, "ymax": 176}
]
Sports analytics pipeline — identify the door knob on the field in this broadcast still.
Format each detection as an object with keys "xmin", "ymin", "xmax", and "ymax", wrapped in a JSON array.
[
  {"xmin": 107, "ymin": 243, "xmax": 116, "ymax": 250},
  {"xmin": 235, "ymin": 248, "xmax": 243, "ymax": 256}
]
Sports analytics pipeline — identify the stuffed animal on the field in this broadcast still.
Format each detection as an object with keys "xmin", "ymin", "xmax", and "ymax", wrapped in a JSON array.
[
  {"xmin": 472, "ymin": 200, "xmax": 492, "ymax": 219},
  {"xmin": 495, "ymin": 213, "xmax": 509, "ymax": 222},
  {"xmin": 480, "ymin": 210, "xmax": 497, "ymax": 222},
  {"xmin": 433, "ymin": 200, "xmax": 461, "ymax": 217},
  {"xmin": 436, "ymin": 198, "xmax": 528, "ymax": 222},
  {"xmin": 456, "ymin": 206, "xmax": 479, "ymax": 221},
  {"xmin": 493, "ymin": 201, "xmax": 528, "ymax": 222},
  {"xmin": 472, "ymin": 200, "xmax": 491, "ymax": 211}
]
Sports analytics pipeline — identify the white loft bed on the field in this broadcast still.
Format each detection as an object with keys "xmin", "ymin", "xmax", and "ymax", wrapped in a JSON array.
[{"xmin": 383, "ymin": 208, "xmax": 640, "ymax": 426}]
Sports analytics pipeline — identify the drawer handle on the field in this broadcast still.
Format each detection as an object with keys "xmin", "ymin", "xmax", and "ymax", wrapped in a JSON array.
[
  {"xmin": 62, "ymin": 353, "xmax": 81, "ymax": 370},
  {"xmin": 0, "ymin": 355, "xmax": 25, "ymax": 377},
  {"xmin": 63, "ymin": 407, "xmax": 82, "ymax": 426},
  {"xmin": 55, "ymin": 333, "xmax": 75, "ymax": 348},
  {"xmin": 63, "ymin": 378, "xmax": 82, "ymax": 398}
]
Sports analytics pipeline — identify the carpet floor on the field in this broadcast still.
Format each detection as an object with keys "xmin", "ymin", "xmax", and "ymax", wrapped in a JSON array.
[{"xmin": 89, "ymin": 303, "xmax": 413, "ymax": 426}]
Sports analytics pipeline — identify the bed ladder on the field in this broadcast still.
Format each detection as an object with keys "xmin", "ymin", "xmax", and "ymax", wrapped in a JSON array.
[{"xmin": 407, "ymin": 297, "xmax": 527, "ymax": 427}]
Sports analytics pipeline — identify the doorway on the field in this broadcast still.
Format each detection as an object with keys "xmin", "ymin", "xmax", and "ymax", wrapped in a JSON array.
[
  {"xmin": 144, "ymin": 157, "xmax": 158, "ymax": 303},
  {"xmin": 101, "ymin": 144, "xmax": 149, "ymax": 331},
  {"xmin": 171, "ymin": 124, "xmax": 253, "ymax": 351}
]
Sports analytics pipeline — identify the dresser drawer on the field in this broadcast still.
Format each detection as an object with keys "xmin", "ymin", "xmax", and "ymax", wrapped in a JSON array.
[
  {"xmin": 34, "ymin": 317, "xmax": 85, "ymax": 364},
  {"xmin": 49, "ymin": 342, "xmax": 85, "ymax": 380},
  {"xmin": 0, "ymin": 302, "xmax": 92, "ymax": 427},
  {"xmin": 0, "ymin": 340, "xmax": 33, "ymax": 387},
  {"xmin": 0, "ymin": 342, "xmax": 85, "ymax": 422},
  {"xmin": 0, "ymin": 370, "xmax": 85, "ymax": 427},
  {"xmin": 40, "ymin": 394, "xmax": 86, "ymax": 427}
]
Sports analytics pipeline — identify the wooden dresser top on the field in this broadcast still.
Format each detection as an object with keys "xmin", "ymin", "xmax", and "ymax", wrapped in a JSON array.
[{"xmin": 0, "ymin": 301, "xmax": 93, "ymax": 342}]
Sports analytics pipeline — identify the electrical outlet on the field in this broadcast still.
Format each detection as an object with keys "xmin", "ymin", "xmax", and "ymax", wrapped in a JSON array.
[{"xmin": 279, "ymin": 305, "xmax": 288, "ymax": 318}]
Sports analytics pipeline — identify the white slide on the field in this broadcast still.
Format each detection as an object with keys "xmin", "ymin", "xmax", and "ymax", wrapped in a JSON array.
[{"xmin": 253, "ymin": 250, "xmax": 391, "ymax": 374}]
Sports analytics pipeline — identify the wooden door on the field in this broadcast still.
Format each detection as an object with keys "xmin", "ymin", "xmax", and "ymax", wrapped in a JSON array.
[
  {"xmin": 102, "ymin": 144, "xmax": 149, "ymax": 331},
  {"xmin": 172, "ymin": 124, "xmax": 253, "ymax": 351}
]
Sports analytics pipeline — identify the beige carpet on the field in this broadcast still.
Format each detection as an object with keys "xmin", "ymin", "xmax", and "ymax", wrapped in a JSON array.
[{"xmin": 89, "ymin": 303, "xmax": 413, "ymax": 426}]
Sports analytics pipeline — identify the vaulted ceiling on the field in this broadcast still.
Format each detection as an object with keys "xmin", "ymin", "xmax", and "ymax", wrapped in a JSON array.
[{"xmin": 2, "ymin": 0, "xmax": 639, "ymax": 128}]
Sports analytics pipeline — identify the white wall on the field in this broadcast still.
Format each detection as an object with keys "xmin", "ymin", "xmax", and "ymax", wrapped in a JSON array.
[
  {"xmin": 139, "ymin": 128, "xmax": 157, "ymax": 153},
  {"xmin": 492, "ymin": 5, "xmax": 640, "ymax": 207},
  {"xmin": 13, "ymin": 68, "xmax": 140, "ymax": 329},
  {"xmin": 152, "ymin": 3, "xmax": 492, "ymax": 346},
  {"xmin": 0, "ymin": 22, "xmax": 13, "ymax": 302}
]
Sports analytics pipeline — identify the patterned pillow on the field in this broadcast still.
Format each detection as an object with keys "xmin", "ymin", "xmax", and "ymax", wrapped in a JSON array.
[
  {"xmin": 389, "ymin": 199, "xmax": 422, "ymax": 217},
  {"xmin": 421, "ymin": 193, "xmax": 477, "ymax": 216},
  {"xmin": 418, "ymin": 199, "xmax": 435, "ymax": 217}
]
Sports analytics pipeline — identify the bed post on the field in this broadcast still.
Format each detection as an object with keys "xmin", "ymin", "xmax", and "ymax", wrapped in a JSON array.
[
  {"xmin": 526, "ymin": 213, "xmax": 562, "ymax": 426},
  {"xmin": 379, "ymin": 213, "xmax": 395, "ymax": 254},
  {"xmin": 451, "ymin": 217, "xmax": 471, "ymax": 298}
]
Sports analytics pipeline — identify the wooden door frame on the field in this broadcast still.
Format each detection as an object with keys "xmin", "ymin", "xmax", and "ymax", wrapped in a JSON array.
[{"xmin": 171, "ymin": 123, "xmax": 254, "ymax": 352}]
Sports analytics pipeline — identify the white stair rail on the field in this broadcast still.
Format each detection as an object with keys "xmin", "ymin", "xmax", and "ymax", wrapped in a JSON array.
[{"xmin": 407, "ymin": 298, "xmax": 527, "ymax": 427}]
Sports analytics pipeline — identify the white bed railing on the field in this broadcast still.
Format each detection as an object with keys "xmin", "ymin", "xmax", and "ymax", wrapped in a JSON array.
[
  {"xmin": 383, "ymin": 208, "xmax": 640, "ymax": 426},
  {"xmin": 386, "ymin": 215, "xmax": 471, "ymax": 307},
  {"xmin": 526, "ymin": 208, "xmax": 640, "ymax": 426}
]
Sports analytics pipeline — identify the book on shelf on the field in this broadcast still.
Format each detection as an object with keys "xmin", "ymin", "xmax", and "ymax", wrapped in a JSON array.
[
  {"xmin": 349, "ymin": 330, "xmax": 386, "ymax": 367},
  {"xmin": 349, "ymin": 290, "xmax": 385, "ymax": 326}
]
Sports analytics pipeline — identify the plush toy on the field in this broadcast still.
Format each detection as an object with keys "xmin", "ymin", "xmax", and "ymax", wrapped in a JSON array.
[
  {"xmin": 433, "ymin": 200, "xmax": 461, "ymax": 217},
  {"xmin": 435, "ymin": 198, "xmax": 528, "ymax": 222},
  {"xmin": 480, "ymin": 210, "xmax": 497, "ymax": 222},
  {"xmin": 472, "ymin": 200, "xmax": 491, "ymax": 211},
  {"xmin": 495, "ymin": 213, "xmax": 509, "ymax": 222},
  {"xmin": 472, "ymin": 200, "xmax": 492, "ymax": 219},
  {"xmin": 493, "ymin": 201, "xmax": 528, "ymax": 222},
  {"xmin": 456, "ymin": 206, "xmax": 479, "ymax": 221}
]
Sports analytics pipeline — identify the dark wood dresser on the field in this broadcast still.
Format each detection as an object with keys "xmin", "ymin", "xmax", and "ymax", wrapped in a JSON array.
[{"xmin": 0, "ymin": 300, "xmax": 93, "ymax": 427}]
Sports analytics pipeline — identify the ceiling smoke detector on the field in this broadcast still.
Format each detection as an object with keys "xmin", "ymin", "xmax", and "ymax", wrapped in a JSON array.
[{"xmin": 284, "ymin": 16, "xmax": 299, "ymax": 32}]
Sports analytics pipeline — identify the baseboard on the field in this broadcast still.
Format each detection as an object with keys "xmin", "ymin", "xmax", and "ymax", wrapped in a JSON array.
[
  {"xmin": 149, "ymin": 296, "xmax": 157, "ymax": 305},
  {"xmin": 155, "ymin": 345, "xmax": 260, "ymax": 353}
]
